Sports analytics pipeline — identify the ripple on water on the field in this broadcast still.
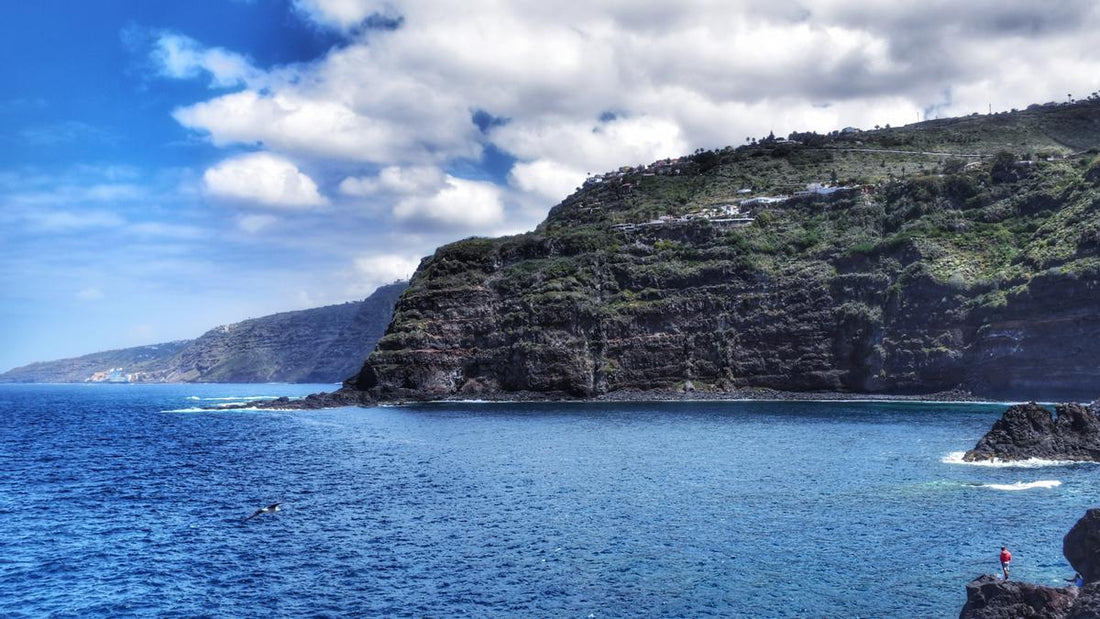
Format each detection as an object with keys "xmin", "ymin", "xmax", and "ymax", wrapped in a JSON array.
[{"xmin": 1, "ymin": 386, "xmax": 1095, "ymax": 616}]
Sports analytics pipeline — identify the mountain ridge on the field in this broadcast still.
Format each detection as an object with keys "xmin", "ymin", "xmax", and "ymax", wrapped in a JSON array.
[{"xmin": 0, "ymin": 281, "xmax": 408, "ymax": 384}]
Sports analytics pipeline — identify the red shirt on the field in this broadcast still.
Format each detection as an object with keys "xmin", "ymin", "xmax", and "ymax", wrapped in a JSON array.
[{"xmin": 1000, "ymin": 550, "xmax": 1012, "ymax": 563}]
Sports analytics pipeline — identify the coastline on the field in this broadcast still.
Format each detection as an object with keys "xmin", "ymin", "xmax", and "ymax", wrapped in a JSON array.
[{"xmin": 219, "ymin": 385, "xmax": 1033, "ymax": 410}]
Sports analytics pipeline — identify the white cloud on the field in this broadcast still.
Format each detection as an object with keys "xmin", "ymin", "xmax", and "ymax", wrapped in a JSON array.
[
  {"xmin": 339, "ymin": 165, "xmax": 446, "ymax": 197},
  {"xmin": 126, "ymin": 222, "xmax": 207, "ymax": 240},
  {"xmin": 153, "ymin": 33, "xmax": 258, "ymax": 88},
  {"xmin": 238, "ymin": 214, "xmax": 279, "ymax": 233},
  {"xmin": 508, "ymin": 159, "xmax": 585, "ymax": 205},
  {"xmin": 352, "ymin": 253, "xmax": 420, "ymax": 293},
  {"xmin": 203, "ymin": 152, "xmax": 328, "ymax": 209},
  {"xmin": 392, "ymin": 175, "xmax": 505, "ymax": 229},
  {"xmin": 293, "ymin": 0, "xmax": 387, "ymax": 29},
  {"xmin": 23, "ymin": 210, "xmax": 127, "ymax": 232},
  {"xmin": 161, "ymin": 0, "xmax": 1100, "ymax": 236}
]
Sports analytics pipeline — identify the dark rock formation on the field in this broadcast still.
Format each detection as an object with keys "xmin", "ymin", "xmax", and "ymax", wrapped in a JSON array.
[
  {"xmin": 960, "ymin": 509, "xmax": 1100, "ymax": 619},
  {"xmin": 0, "ymin": 282, "xmax": 407, "ymax": 384},
  {"xmin": 1065, "ymin": 510, "xmax": 1100, "ymax": 584},
  {"xmin": 959, "ymin": 575, "xmax": 1077, "ymax": 619},
  {"xmin": 963, "ymin": 402, "xmax": 1100, "ymax": 462}
]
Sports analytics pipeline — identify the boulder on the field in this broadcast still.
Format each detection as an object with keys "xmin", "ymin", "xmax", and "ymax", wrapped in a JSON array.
[
  {"xmin": 959, "ymin": 574, "xmax": 1077, "ymax": 619},
  {"xmin": 1065, "ymin": 509, "xmax": 1100, "ymax": 584},
  {"xmin": 963, "ymin": 402, "xmax": 1100, "ymax": 462},
  {"xmin": 961, "ymin": 509, "xmax": 1100, "ymax": 618}
]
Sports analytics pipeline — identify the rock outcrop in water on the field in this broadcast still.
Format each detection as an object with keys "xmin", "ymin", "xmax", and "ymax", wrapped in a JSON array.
[
  {"xmin": 963, "ymin": 402, "xmax": 1100, "ymax": 462},
  {"xmin": 959, "ymin": 575, "xmax": 1078, "ymax": 619},
  {"xmin": 327, "ymin": 101, "xmax": 1100, "ymax": 403},
  {"xmin": 960, "ymin": 508, "xmax": 1100, "ymax": 619},
  {"xmin": 1065, "ymin": 510, "xmax": 1100, "ymax": 584},
  {"xmin": 0, "ymin": 282, "xmax": 407, "ymax": 384}
]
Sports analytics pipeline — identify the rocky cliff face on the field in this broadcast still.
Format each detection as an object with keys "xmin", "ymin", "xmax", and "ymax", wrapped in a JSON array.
[
  {"xmin": 346, "ymin": 102, "xmax": 1100, "ymax": 402},
  {"xmin": 960, "ymin": 508, "xmax": 1100, "ymax": 619},
  {"xmin": 963, "ymin": 402, "xmax": 1100, "ymax": 462},
  {"xmin": 1, "ymin": 282, "xmax": 407, "ymax": 384}
]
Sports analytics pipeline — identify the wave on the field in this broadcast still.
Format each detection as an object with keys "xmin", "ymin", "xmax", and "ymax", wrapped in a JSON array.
[
  {"xmin": 941, "ymin": 451, "xmax": 1089, "ymax": 468},
  {"xmin": 186, "ymin": 396, "xmax": 286, "ymax": 401},
  {"xmin": 161, "ymin": 406, "xmax": 284, "ymax": 413},
  {"xmin": 981, "ymin": 480, "xmax": 1062, "ymax": 491}
]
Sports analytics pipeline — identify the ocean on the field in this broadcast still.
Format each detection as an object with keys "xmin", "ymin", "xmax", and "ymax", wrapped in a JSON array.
[{"xmin": 1, "ymin": 384, "xmax": 1094, "ymax": 617}]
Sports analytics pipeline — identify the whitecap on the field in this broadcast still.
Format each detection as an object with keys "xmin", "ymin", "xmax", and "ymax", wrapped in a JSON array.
[
  {"xmin": 981, "ymin": 480, "xmax": 1062, "ymax": 491},
  {"xmin": 161, "ymin": 406, "xmax": 283, "ymax": 413},
  {"xmin": 941, "ymin": 451, "xmax": 1089, "ymax": 468},
  {"xmin": 191, "ymin": 395, "xmax": 285, "ymax": 401}
]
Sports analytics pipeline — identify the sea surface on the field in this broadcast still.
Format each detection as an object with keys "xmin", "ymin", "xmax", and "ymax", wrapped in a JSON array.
[{"xmin": 2, "ymin": 384, "xmax": 1096, "ymax": 617}]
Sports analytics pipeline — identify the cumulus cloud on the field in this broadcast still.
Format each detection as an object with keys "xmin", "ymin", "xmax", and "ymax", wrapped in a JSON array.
[
  {"xmin": 339, "ymin": 165, "xmax": 446, "ymax": 196},
  {"xmin": 162, "ymin": 0, "xmax": 1100, "ymax": 237},
  {"xmin": 392, "ymin": 175, "xmax": 505, "ymax": 230},
  {"xmin": 153, "ymin": 32, "xmax": 258, "ymax": 88},
  {"xmin": 352, "ymin": 253, "xmax": 420, "ymax": 293},
  {"xmin": 203, "ymin": 152, "xmax": 328, "ymax": 208},
  {"xmin": 293, "ymin": 0, "xmax": 388, "ymax": 29}
]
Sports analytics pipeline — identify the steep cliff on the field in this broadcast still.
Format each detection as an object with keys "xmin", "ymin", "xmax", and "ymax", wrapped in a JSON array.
[
  {"xmin": 347, "ymin": 101, "xmax": 1100, "ymax": 401},
  {"xmin": 1, "ymin": 282, "xmax": 408, "ymax": 384}
]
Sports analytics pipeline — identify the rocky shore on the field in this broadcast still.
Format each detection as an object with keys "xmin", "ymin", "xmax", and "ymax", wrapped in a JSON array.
[
  {"xmin": 963, "ymin": 401, "xmax": 1100, "ymax": 462},
  {"xmin": 215, "ymin": 386, "xmax": 991, "ymax": 410},
  {"xmin": 960, "ymin": 509, "xmax": 1100, "ymax": 619}
]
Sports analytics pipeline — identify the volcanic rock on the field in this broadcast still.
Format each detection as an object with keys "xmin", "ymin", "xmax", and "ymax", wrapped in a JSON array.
[
  {"xmin": 963, "ymin": 402, "xmax": 1100, "ymax": 462},
  {"xmin": 1065, "ymin": 509, "xmax": 1100, "ymax": 584},
  {"xmin": 960, "ymin": 509, "xmax": 1100, "ymax": 619},
  {"xmin": 959, "ymin": 575, "xmax": 1077, "ymax": 619}
]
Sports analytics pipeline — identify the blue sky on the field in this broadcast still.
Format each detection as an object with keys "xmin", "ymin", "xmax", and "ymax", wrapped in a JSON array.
[{"xmin": 2, "ymin": 0, "xmax": 1098, "ymax": 372}]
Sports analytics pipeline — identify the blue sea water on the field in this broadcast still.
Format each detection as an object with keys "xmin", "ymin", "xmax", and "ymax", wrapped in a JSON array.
[{"xmin": 1, "ymin": 384, "xmax": 1096, "ymax": 617}]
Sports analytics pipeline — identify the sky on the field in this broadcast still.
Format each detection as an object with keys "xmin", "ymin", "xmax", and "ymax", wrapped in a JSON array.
[{"xmin": 2, "ymin": 0, "xmax": 1100, "ymax": 372}]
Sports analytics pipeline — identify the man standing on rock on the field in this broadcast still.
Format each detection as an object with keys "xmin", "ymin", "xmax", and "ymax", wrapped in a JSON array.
[{"xmin": 1000, "ymin": 546, "xmax": 1012, "ymax": 580}]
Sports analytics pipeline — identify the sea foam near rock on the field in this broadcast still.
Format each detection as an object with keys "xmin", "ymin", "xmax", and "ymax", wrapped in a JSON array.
[{"xmin": 942, "ymin": 451, "xmax": 1084, "ymax": 468}]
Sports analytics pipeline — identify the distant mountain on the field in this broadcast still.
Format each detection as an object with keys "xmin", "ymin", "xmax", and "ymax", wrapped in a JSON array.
[
  {"xmin": 0, "ymin": 341, "xmax": 192, "ymax": 384},
  {"xmin": 0, "ymin": 281, "xmax": 408, "ymax": 384}
]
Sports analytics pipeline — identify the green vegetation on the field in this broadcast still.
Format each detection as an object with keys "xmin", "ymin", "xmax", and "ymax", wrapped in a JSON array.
[{"xmin": 421, "ymin": 97, "xmax": 1100, "ymax": 328}]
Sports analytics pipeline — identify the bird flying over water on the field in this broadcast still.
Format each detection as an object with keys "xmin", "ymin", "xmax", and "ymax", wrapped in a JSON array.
[{"xmin": 244, "ymin": 502, "xmax": 280, "ymax": 521}]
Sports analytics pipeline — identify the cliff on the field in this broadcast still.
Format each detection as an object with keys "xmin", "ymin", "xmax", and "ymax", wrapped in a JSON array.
[
  {"xmin": 0, "ymin": 282, "xmax": 408, "ymax": 384},
  {"xmin": 343, "ymin": 100, "xmax": 1100, "ymax": 402}
]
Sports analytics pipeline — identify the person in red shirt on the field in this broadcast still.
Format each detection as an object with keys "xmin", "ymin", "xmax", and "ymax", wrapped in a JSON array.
[{"xmin": 1000, "ymin": 547, "xmax": 1012, "ymax": 580}]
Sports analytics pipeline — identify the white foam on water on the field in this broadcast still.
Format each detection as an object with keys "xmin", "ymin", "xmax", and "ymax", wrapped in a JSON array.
[
  {"xmin": 161, "ymin": 406, "xmax": 284, "ymax": 413},
  {"xmin": 981, "ymin": 480, "xmax": 1062, "ymax": 491},
  {"xmin": 189, "ymin": 396, "xmax": 285, "ymax": 401},
  {"xmin": 941, "ymin": 451, "xmax": 1087, "ymax": 468}
]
